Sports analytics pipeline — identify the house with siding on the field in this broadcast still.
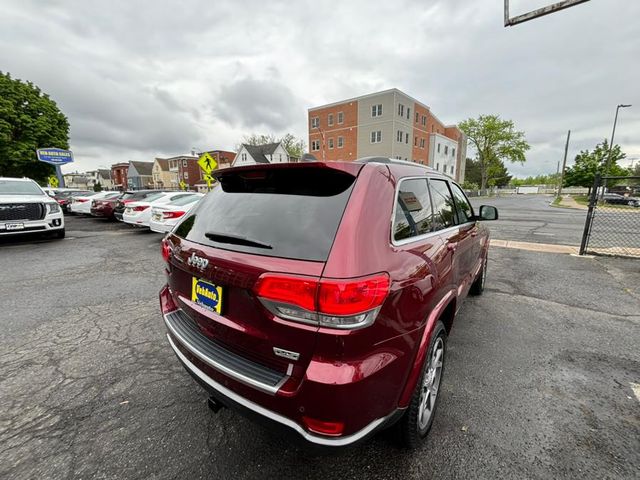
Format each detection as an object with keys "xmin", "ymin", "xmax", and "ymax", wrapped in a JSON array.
[
  {"xmin": 152, "ymin": 158, "xmax": 176, "ymax": 189},
  {"xmin": 127, "ymin": 161, "xmax": 154, "ymax": 190},
  {"xmin": 233, "ymin": 142, "xmax": 290, "ymax": 167}
]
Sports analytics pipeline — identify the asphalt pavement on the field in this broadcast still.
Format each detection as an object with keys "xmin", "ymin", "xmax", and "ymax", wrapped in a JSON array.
[{"xmin": 1, "ymin": 198, "xmax": 639, "ymax": 479}]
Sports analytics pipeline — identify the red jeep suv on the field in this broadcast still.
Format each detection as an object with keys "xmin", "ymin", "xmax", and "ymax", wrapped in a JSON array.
[{"xmin": 159, "ymin": 158, "xmax": 498, "ymax": 448}]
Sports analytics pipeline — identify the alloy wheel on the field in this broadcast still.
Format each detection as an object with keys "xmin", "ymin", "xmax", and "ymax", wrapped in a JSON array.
[{"xmin": 418, "ymin": 337, "xmax": 444, "ymax": 430}]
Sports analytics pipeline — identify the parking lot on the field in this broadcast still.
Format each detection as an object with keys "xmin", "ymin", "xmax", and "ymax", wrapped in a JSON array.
[{"xmin": 1, "ymin": 196, "xmax": 639, "ymax": 479}]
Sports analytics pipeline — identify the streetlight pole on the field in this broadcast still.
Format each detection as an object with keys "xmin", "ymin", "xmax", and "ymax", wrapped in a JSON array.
[
  {"xmin": 557, "ymin": 130, "xmax": 571, "ymax": 198},
  {"xmin": 605, "ymin": 104, "xmax": 631, "ymax": 176}
]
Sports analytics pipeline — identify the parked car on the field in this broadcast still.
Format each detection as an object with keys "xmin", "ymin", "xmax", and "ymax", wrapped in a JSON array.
[
  {"xmin": 158, "ymin": 158, "xmax": 498, "ymax": 448},
  {"xmin": 90, "ymin": 192, "xmax": 123, "ymax": 220},
  {"xmin": 0, "ymin": 177, "xmax": 65, "ymax": 239},
  {"xmin": 68, "ymin": 192, "xmax": 101, "ymax": 214},
  {"xmin": 123, "ymin": 192, "xmax": 197, "ymax": 228},
  {"xmin": 603, "ymin": 193, "xmax": 640, "ymax": 207},
  {"xmin": 70, "ymin": 191, "xmax": 120, "ymax": 215},
  {"xmin": 149, "ymin": 194, "xmax": 204, "ymax": 233},
  {"xmin": 54, "ymin": 190, "xmax": 91, "ymax": 212},
  {"xmin": 113, "ymin": 190, "xmax": 162, "ymax": 221}
]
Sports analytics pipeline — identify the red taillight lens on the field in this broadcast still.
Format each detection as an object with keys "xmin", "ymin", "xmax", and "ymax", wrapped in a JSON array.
[
  {"xmin": 302, "ymin": 417, "xmax": 344, "ymax": 436},
  {"xmin": 133, "ymin": 205, "xmax": 149, "ymax": 212},
  {"xmin": 162, "ymin": 210, "xmax": 186, "ymax": 219},
  {"xmin": 254, "ymin": 274, "xmax": 318, "ymax": 312},
  {"xmin": 77, "ymin": 199, "xmax": 88, "ymax": 203},
  {"xmin": 161, "ymin": 238, "xmax": 171, "ymax": 262},
  {"xmin": 318, "ymin": 274, "xmax": 390, "ymax": 316},
  {"xmin": 253, "ymin": 273, "xmax": 390, "ymax": 329}
]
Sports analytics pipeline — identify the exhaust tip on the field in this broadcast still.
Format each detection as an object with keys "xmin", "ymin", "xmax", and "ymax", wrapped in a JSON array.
[{"xmin": 207, "ymin": 396, "xmax": 224, "ymax": 413}]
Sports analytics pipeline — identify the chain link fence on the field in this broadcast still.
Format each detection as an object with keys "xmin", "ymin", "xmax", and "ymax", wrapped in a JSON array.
[{"xmin": 580, "ymin": 175, "xmax": 640, "ymax": 258}]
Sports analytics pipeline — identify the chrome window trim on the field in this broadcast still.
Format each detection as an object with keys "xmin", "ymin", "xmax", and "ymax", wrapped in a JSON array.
[
  {"xmin": 164, "ymin": 310, "xmax": 290, "ymax": 395},
  {"xmin": 167, "ymin": 333, "xmax": 399, "ymax": 446},
  {"xmin": 390, "ymin": 176, "xmax": 476, "ymax": 247}
]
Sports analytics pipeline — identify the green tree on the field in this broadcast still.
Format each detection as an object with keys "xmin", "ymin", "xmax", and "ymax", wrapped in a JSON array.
[
  {"xmin": 459, "ymin": 114, "xmax": 530, "ymax": 190},
  {"xmin": 486, "ymin": 159, "xmax": 512, "ymax": 187},
  {"xmin": 237, "ymin": 133, "xmax": 306, "ymax": 159},
  {"xmin": 563, "ymin": 139, "xmax": 627, "ymax": 193},
  {"xmin": 0, "ymin": 72, "xmax": 69, "ymax": 183},
  {"xmin": 93, "ymin": 182, "xmax": 102, "ymax": 192}
]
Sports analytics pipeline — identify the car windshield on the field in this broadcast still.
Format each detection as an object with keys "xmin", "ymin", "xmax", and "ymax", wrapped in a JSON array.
[
  {"xmin": 169, "ymin": 195, "xmax": 202, "ymax": 207},
  {"xmin": 0, "ymin": 180, "xmax": 43, "ymax": 195}
]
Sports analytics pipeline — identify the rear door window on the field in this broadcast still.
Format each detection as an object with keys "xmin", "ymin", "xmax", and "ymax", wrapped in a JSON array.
[
  {"xmin": 174, "ymin": 167, "xmax": 357, "ymax": 261},
  {"xmin": 429, "ymin": 179, "xmax": 457, "ymax": 230},
  {"xmin": 393, "ymin": 178, "xmax": 433, "ymax": 242}
]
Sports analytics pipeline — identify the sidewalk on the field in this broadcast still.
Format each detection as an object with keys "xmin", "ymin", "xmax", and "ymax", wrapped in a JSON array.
[{"xmin": 555, "ymin": 195, "xmax": 588, "ymax": 210}]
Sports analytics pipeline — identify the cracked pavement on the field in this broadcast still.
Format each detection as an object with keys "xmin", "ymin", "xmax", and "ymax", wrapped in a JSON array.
[{"xmin": 1, "ymin": 199, "xmax": 639, "ymax": 479}]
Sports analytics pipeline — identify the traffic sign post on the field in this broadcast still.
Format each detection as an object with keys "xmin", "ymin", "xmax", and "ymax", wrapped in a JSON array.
[
  {"xmin": 37, "ymin": 148, "xmax": 74, "ymax": 188},
  {"xmin": 197, "ymin": 152, "xmax": 218, "ymax": 190}
]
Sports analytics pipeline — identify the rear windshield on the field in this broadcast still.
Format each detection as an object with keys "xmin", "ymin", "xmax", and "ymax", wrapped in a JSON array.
[
  {"xmin": 0, "ymin": 180, "xmax": 43, "ymax": 195},
  {"xmin": 143, "ymin": 192, "xmax": 166, "ymax": 202},
  {"xmin": 170, "ymin": 194, "xmax": 201, "ymax": 206},
  {"xmin": 174, "ymin": 167, "xmax": 356, "ymax": 261}
]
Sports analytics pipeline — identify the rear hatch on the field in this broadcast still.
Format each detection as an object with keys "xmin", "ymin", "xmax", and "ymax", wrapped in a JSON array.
[{"xmin": 165, "ymin": 163, "xmax": 361, "ymax": 378}]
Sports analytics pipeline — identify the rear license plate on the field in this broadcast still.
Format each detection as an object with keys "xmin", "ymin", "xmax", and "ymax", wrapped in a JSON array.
[
  {"xmin": 152, "ymin": 213, "xmax": 161, "ymax": 221},
  {"xmin": 192, "ymin": 278, "xmax": 223, "ymax": 314},
  {"xmin": 3, "ymin": 223, "xmax": 25, "ymax": 231}
]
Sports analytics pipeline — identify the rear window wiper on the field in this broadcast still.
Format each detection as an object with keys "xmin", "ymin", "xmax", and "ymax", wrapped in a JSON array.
[{"xmin": 205, "ymin": 231, "xmax": 273, "ymax": 249}]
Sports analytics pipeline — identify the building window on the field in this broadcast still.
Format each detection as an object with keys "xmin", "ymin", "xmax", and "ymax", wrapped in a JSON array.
[
  {"xmin": 337, "ymin": 111, "xmax": 344, "ymax": 124},
  {"xmin": 444, "ymin": 146, "xmax": 448, "ymax": 155},
  {"xmin": 311, "ymin": 117, "xmax": 319, "ymax": 128},
  {"xmin": 279, "ymin": 154, "xmax": 282, "ymax": 162},
  {"xmin": 328, "ymin": 113, "xmax": 334, "ymax": 126},
  {"xmin": 371, "ymin": 104, "xmax": 383, "ymax": 117},
  {"xmin": 407, "ymin": 107, "xmax": 410, "ymax": 120},
  {"xmin": 337, "ymin": 136, "xmax": 344, "ymax": 148},
  {"xmin": 431, "ymin": 125, "xmax": 435, "ymax": 132},
  {"xmin": 241, "ymin": 153, "xmax": 247, "ymax": 162},
  {"xmin": 328, "ymin": 138, "xmax": 334, "ymax": 149},
  {"xmin": 182, "ymin": 159, "xmax": 187, "ymax": 167},
  {"xmin": 420, "ymin": 138, "xmax": 425, "ymax": 148},
  {"xmin": 371, "ymin": 131, "xmax": 382, "ymax": 143},
  {"xmin": 184, "ymin": 172, "xmax": 188, "ymax": 179},
  {"xmin": 450, "ymin": 165, "xmax": 454, "ymax": 174},
  {"xmin": 311, "ymin": 140, "xmax": 320, "ymax": 151},
  {"xmin": 422, "ymin": 115, "xmax": 427, "ymax": 126},
  {"xmin": 405, "ymin": 133, "xmax": 409, "ymax": 144},
  {"xmin": 436, "ymin": 163, "xmax": 439, "ymax": 171},
  {"xmin": 415, "ymin": 112, "xmax": 419, "ymax": 123},
  {"xmin": 397, "ymin": 104, "xmax": 404, "ymax": 116},
  {"xmin": 414, "ymin": 136, "xmax": 418, "ymax": 146},
  {"xmin": 437, "ymin": 143, "xmax": 441, "ymax": 153},
  {"xmin": 452, "ymin": 147, "xmax": 456, "ymax": 157},
  {"xmin": 397, "ymin": 130, "xmax": 402, "ymax": 142}
]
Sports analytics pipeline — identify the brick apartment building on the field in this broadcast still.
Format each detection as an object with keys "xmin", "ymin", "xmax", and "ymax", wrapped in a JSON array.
[
  {"xmin": 308, "ymin": 89, "xmax": 467, "ymax": 182},
  {"xmin": 110, "ymin": 162, "xmax": 129, "ymax": 190},
  {"xmin": 162, "ymin": 150, "xmax": 235, "ymax": 189}
]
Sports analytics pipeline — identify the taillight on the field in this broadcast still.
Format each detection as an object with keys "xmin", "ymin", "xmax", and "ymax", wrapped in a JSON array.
[
  {"xmin": 77, "ymin": 199, "xmax": 88, "ymax": 203},
  {"xmin": 162, "ymin": 210, "xmax": 186, "ymax": 219},
  {"xmin": 253, "ymin": 272, "xmax": 390, "ymax": 330},
  {"xmin": 302, "ymin": 416, "xmax": 344, "ymax": 436},
  {"xmin": 161, "ymin": 238, "xmax": 171, "ymax": 262},
  {"xmin": 159, "ymin": 285, "xmax": 178, "ymax": 314},
  {"xmin": 133, "ymin": 205, "xmax": 149, "ymax": 212}
]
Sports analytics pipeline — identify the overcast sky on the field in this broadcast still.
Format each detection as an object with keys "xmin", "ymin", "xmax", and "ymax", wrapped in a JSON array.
[{"xmin": 1, "ymin": 0, "xmax": 638, "ymax": 176}]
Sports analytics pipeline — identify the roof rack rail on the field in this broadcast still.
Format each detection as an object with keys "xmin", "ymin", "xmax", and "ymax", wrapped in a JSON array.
[{"xmin": 359, "ymin": 157, "xmax": 435, "ymax": 170}]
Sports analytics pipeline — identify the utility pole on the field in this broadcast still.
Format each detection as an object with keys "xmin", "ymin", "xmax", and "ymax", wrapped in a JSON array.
[
  {"xmin": 602, "ymin": 104, "xmax": 631, "ymax": 197},
  {"xmin": 557, "ymin": 130, "xmax": 571, "ymax": 198}
]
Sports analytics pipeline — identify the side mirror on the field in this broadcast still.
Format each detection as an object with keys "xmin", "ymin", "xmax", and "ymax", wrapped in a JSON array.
[{"xmin": 479, "ymin": 205, "xmax": 498, "ymax": 221}]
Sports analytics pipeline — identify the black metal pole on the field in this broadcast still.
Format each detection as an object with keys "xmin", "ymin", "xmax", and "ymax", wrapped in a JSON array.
[
  {"xmin": 579, "ymin": 174, "xmax": 601, "ymax": 255},
  {"xmin": 557, "ymin": 130, "xmax": 571, "ymax": 198}
]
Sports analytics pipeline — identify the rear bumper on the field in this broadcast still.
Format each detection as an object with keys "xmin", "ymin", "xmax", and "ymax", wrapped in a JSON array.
[
  {"xmin": 166, "ymin": 330, "xmax": 402, "ymax": 447},
  {"xmin": 149, "ymin": 221, "xmax": 171, "ymax": 233}
]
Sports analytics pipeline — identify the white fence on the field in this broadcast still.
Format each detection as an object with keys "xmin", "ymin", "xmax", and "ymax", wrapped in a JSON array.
[{"xmin": 464, "ymin": 186, "xmax": 589, "ymax": 197}]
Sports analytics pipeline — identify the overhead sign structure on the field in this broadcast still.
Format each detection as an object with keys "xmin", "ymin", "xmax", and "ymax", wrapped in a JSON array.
[
  {"xmin": 197, "ymin": 152, "xmax": 218, "ymax": 189},
  {"xmin": 37, "ymin": 148, "xmax": 74, "ymax": 165},
  {"xmin": 37, "ymin": 147, "xmax": 74, "ymax": 188}
]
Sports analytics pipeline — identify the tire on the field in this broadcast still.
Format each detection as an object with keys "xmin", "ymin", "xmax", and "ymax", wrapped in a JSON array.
[
  {"xmin": 469, "ymin": 254, "xmax": 487, "ymax": 296},
  {"xmin": 397, "ymin": 321, "xmax": 447, "ymax": 449},
  {"xmin": 54, "ymin": 228, "xmax": 65, "ymax": 239}
]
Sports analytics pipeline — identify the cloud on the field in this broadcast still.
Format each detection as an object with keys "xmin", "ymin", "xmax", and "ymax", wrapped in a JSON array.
[{"xmin": 0, "ymin": 0, "xmax": 638, "ymax": 177}]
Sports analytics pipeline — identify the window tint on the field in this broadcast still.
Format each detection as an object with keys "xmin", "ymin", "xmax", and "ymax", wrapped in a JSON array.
[
  {"xmin": 174, "ymin": 167, "xmax": 356, "ymax": 261},
  {"xmin": 450, "ymin": 183, "xmax": 474, "ymax": 223},
  {"xmin": 393, "ymin": 179, "xmax": 433, "ymax": 242},
  {"xmin": 429, "ymin": 179, "xmax": 457, "ymax": 230}
]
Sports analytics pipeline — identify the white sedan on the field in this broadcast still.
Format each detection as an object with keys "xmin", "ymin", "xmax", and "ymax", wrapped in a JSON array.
[
  {"xmin": 67, "ymin": 192, "xmax": 99, "ymax": 215},
  {"xmin": 70, "ymin": 191, "xmax": 119, "ymax": 214},
  {"xmin": 149, "ymin": 193, "xmax": 204, "ymax": 233},
  {"xmin": 122, "ymin": 192, "xmax": 197, "ymax": 228}
]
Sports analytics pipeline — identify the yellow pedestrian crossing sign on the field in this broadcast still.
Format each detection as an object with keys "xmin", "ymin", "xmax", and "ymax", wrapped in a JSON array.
[
  {"xmin": 203, "ymin": 173, "xmax": 215, "ymax": 189},
  {"xmin": 48, "ymin": 175, "xmax": 59, "ymax": 188},
  {"xmin": 198, "ymin": 152, "xmax": 217, "ymax": 174},
  {"xmin": 179, "ymin": 180, "xmax": 187, "ymax": 190}
]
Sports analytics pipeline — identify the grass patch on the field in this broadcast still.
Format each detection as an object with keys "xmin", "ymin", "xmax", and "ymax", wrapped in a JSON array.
[{"xmin": 573, "ymin": 195, "xmax": 589, "ymax": 206}]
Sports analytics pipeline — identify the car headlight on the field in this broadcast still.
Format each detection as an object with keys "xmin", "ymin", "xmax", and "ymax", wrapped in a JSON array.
[{"xmin": 47, "ymin": 203, "xmax": 61, "ymax": 214}]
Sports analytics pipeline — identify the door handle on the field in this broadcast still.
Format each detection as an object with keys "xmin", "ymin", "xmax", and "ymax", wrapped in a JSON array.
[{"xmin": 447, "ymin": 242, "xmax": 457, "ymax": 252}]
